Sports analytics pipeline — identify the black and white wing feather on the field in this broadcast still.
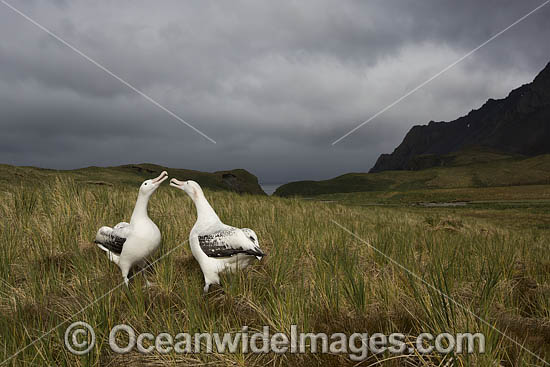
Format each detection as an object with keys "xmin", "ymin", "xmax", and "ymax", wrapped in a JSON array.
[
  {"xmin": 199, "ymin": 227, "xmax": 265, "ymax": 259},
  {"xmin": 95, "ymin": 222, "xmax": 131, "ymax": 255}
]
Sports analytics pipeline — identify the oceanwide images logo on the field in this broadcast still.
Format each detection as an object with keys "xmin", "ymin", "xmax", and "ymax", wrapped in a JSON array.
[{"xmin": 65, "ymin": 322, "xmax": 485, "ymax": 360}]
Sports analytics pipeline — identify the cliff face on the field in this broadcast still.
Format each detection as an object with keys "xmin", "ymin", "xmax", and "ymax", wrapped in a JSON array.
[{"xmin": 370, "ymin": 62, "xmax": 550, "ymax": 172}]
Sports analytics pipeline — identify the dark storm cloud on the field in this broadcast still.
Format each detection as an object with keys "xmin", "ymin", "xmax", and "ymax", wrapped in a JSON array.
[{"xmin": 1, "ymin": 0, "xmax": 549, "ymax": 183}]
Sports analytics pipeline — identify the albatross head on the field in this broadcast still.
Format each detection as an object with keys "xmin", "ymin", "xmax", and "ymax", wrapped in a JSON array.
[
  {"xmin": 169, "ymin": 179, "xmax": 203, "ymax": 200},
  {"xmin": 139, "ymin": 171, "xmax": 168, "ymax": 196}
]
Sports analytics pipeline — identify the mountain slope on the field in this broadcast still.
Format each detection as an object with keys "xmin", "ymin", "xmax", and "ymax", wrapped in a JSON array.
[
  {"xmin": 0, "ymin": 163, "xmax": 266, "ymax": 195},
  {"xmin": 370, "ymin": 61, "xmax": 550, "ymax": 172}
]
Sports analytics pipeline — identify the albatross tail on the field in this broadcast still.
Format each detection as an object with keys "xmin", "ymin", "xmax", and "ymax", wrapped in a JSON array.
[
  {"xmin": 254, "ymin": 252, "xmax": 265, "ymax": 261},
  {"xmin": 95, "ymin": 242, "xmax": 121, "ymax": 265}
]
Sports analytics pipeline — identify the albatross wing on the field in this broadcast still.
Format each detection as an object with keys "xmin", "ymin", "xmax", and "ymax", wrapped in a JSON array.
[
  {"xmin": 95, "ymin": 222, "xmax": 130, "ymax": 255},
  {"xmin": 198, "ymin": 227, "xmax": 265, "ymax": 258}
]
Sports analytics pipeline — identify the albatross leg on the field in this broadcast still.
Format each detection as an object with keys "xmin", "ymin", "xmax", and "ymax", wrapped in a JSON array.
[
  {"xmin": 136, "ymin": 259, "xmax": 155, "ymax": 288},
  {"xmin": 203, "ymin": 273, "xmax": 221, "ymax": 294},
  {"xmin": 119, "ymin": 262, "xmax": 131, "ymax": 288}
]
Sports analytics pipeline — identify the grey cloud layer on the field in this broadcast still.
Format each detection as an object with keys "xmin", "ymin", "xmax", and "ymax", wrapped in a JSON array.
[{"xmin": 1, "ymin": 0, "xmax": 549, "ymax": 182}]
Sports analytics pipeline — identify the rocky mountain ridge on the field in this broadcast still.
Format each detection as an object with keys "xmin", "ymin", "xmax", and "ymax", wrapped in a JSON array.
[{"xmin": 370, "ymin": 62, "xmax": 550, "ymax": 172}]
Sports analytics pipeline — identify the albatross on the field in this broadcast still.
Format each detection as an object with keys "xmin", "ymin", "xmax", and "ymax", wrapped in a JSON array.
[
  {"xmin": 169, "ymin": 179, "xmax": 265, "ymax": 292},
  {"xmin": 95, "ymin": 171, "xmax": 168, "ymax": 286}
]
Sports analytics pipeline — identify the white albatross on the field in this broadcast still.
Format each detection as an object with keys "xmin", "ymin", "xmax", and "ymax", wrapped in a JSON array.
[
  {"xmin": 170, "ymin": 179, "xmax": 265, "ymax": 292},
  {"xmin": 95, "ymin": 171, "xmax": 168, "ymax": 286}
]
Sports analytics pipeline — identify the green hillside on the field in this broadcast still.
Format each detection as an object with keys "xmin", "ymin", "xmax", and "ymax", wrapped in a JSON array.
[
  {"xmin": 0, "ymin": 163, "xmax": 266, "ymax": 195},
  {"xmin": 274, "ymin": 152, "xmax": 550, "ymax": 202}
]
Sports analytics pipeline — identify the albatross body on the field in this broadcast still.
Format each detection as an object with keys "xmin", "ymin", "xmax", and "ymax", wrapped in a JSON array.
[
  {"xmin": 170, "ymin": 179, "xmax": 265, "ymax": 292},
  {"xmin": 95, "ymin": 171, "xmax": 168, "ymax": 286}
]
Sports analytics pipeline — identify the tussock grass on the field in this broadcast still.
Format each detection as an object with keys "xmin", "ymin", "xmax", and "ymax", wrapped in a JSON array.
[{"xmin": 0, "ymin": 178, "xmax": 549, "ymax": 366}]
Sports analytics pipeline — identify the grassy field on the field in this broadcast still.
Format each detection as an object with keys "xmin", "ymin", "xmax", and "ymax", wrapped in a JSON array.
[
  {"xmin": 312, "ymin": 184, "xmax": 550, "ymax": 206},
  {"xmin": 1, "ymin": 175, "xmax": 550, "ymax": 366},
  {"xmin": 274, "ymin": 152, "xmax": 550, "ymax": 198}
]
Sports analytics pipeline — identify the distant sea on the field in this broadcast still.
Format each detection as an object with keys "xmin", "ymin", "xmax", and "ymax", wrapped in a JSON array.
[{"xmin": 260, "ymin": 184, "xmax": 283, "ymax": 195}]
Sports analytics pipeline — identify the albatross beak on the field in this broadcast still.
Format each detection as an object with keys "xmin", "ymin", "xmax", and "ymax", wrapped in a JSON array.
[
  {"xmin": 170, "ymin": 178, "xmax": 185, "ymax": 189},
  {"xmin": 151, "ymin": 171, "xmax": 169, "ymax": 185}
]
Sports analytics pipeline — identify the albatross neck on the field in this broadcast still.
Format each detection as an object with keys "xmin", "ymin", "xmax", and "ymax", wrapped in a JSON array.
[
  {"xmin": 193, "ymin": 193, "xmax": 221, "ymax": 225},
  {"xmin": 130, "ymin": 192, "xmax": 151, "ymax": 223}
]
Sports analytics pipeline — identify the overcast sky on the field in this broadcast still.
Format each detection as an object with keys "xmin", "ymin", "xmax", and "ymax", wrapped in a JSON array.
[{"xmin": 1, "ymin": 0, "xmax": 549, "ymax": 183}]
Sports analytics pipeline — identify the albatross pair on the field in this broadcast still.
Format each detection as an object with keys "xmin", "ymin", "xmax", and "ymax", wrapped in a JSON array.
[{"xmin": 95, "ymin": 172, "xmax": 265, "ymax": 292}]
